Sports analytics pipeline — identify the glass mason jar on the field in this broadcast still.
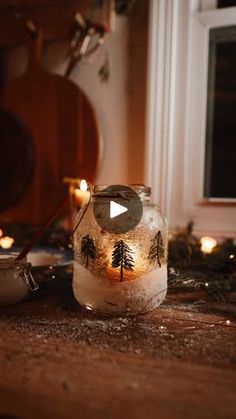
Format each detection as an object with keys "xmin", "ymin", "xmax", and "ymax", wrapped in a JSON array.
[
  {"xmin": 73, "ymin": 185, "xmax": 168, "ymax": 315},
  {"xmin": 0, "ymin": 253, "xmax": 38, "ymax": 306}
]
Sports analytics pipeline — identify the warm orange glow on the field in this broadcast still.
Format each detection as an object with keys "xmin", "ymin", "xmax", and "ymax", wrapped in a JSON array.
[
  {"xmin": 0, "ymin": 228, "xmax": 3, "ymax": 238},
  {"xmin": 106, "ymin": 243, "xmax": 146, "ymax": 282},
  {"xmin": 73, "ymin": 180, "xmax": 90, "ymax": 207},
  {"xmin": 0, "ymin": 236, "xmax": 14, "ymax": 249},
  {"xmin": 200, "ymin": 236, "xmax": 217, "ymax": 254},
  {"xmin": 80, "ymin": 179, "xmax": 88, "ymax": 192}
]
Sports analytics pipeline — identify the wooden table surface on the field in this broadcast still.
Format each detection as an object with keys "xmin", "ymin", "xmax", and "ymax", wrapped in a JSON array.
[{"xmin": 0, "ymin": 275, "xmax": 236, "ymax": 419}]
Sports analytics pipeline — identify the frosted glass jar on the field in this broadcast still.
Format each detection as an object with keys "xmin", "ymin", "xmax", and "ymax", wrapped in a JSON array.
[
  {"xmin": 0, "ymin": 253, "xmax": 38, "ymax": 306},
  {"xmin": 73, "ymin": 185, "xmax": 168, "ymax": 315}
]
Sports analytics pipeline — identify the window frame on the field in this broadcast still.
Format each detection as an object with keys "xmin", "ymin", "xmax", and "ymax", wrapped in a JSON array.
[{"xmin": 145, "ymin": 0, "xmax": 236, "ymax": 238}]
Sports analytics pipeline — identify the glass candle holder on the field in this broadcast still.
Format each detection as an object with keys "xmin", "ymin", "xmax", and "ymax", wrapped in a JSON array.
[
  {"xmin": 73, "ymin": 185, "xmax": 168, "ymax": 315},
  {"xmin": 0, "ymin": 253, "xmax": 38, "ymax": 306}
]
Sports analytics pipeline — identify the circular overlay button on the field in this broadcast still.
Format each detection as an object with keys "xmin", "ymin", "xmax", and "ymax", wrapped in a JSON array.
[{"xmin": 93, "ymin": 185, "xmax": 143, "ymax": 234}]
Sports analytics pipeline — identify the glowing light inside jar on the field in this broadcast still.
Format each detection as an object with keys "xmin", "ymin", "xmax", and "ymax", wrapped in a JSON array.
[
  {"xmin": 200, "ymin": 236, "xmax": 217, "ymax": 254},
  {"xmin": 0, "ymin": 236, "xmax": 14, "ymax": 249},
  {"xmin": 106, "ymin": 242, "xmax": 147, "ymax": 282}
]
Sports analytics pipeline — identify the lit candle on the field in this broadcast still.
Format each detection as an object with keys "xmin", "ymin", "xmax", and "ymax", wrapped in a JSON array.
[
  {"xmin": 73, "ymin": 179, "xmax": 90, "ymax": 208},
  {"xmin": 200, "ymin": 236, "xmax": 217, "ymax": 254},
  {"xmin": 0, "ymin": 236, "xmax": 14, "ymax": 249}
]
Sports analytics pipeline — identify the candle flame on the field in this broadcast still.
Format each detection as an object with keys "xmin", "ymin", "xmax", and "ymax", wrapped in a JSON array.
[
  {"xmin": 200, "ymin": 236, "xmax": 217, "ymax": 254},
  {"xmin": 0, "ymin": 236, "xmax": 14, "ymax": 249},
  {"xmin": 80, "ymin": 179, "xmax": 88, "ymax": 192},
  {"xmin": 0, "ymin": 228, "xmax": 3, "ymax": 238}
]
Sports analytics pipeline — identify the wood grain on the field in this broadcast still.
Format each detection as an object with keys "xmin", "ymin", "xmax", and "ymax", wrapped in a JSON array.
[
  {"xmin": 0, "ymin": 32, "xmax": 100, "ymax": 224},
  {"xmin": 0, "ymin": 283, "xmax": 235, "ymax": 419}
]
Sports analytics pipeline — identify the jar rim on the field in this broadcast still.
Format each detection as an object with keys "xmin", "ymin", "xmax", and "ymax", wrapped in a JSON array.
[{"xmin": 93, "ymin": 184, "xmax": 151, "ymax": 196}]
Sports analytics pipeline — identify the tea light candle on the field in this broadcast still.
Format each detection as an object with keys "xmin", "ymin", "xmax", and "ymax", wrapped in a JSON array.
[
  {"xmin": 73, "ymin": 179, "xmax": 90, "ymax": 207},
  {"xmin": 200, "ymin": 236, "xmax": 217, "ymax": 254}
]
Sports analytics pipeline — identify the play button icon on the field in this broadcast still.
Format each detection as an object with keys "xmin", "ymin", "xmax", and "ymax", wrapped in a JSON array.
[
  {"xmin": 110, "ymin": 201, "xmax": 128, "ymax": 219},
  {"xmin": 93, "ymin": 185, "xmax": 143, "ymax": 234}
]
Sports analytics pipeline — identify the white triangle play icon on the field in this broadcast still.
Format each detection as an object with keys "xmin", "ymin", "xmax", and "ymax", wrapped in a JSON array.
[{"xmin": 110, "ymin": 201, "xmax": 128, "ymax": 219}]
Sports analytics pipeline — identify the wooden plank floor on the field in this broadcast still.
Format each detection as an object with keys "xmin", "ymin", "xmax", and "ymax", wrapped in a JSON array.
[{"xmin": 0, "ymin": 277, "xmax": 236, "ymax": 419}]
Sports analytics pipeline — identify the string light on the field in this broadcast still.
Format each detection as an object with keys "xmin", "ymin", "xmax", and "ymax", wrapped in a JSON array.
[
  {"xmin": 200, "ymin": 236, "xmax": 217, "ymax": 254},
  {"xmin": 0, "ymin": 236, "xmax": 14, "ymax": 249}
]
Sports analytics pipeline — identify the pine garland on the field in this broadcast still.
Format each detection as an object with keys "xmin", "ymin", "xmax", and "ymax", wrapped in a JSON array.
[{"xmin": 168, "ymin": 223, "xmax": 236, "ymax": 301}]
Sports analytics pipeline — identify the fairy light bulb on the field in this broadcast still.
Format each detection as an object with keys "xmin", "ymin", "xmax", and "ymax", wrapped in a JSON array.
[
  {"xmin": 200, "ymin": 236, "xmax": 217, "ymax": 254},
  {"xmin": 0, "ymin": 236, "xmax": 14, "ymax": 249}
]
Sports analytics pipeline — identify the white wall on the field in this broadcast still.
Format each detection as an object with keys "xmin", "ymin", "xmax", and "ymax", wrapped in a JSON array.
[{"xmin": 46, "ymin": 16, "xmax": 130, "ymax": 185}]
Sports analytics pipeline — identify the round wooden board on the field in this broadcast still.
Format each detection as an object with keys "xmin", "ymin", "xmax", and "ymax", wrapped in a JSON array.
[
  {"xmin": 0, "ymin": 43, "xmax": 101, "ymax": 224},
  {"xmin": 0, "ymin": 109, "xmax": 34, "ymax": 211}
]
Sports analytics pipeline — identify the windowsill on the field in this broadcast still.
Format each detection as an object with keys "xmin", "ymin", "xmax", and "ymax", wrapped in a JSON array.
[{"xmin": 198, "ymin": 198, "xmax": 236, "ymax": 206}]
